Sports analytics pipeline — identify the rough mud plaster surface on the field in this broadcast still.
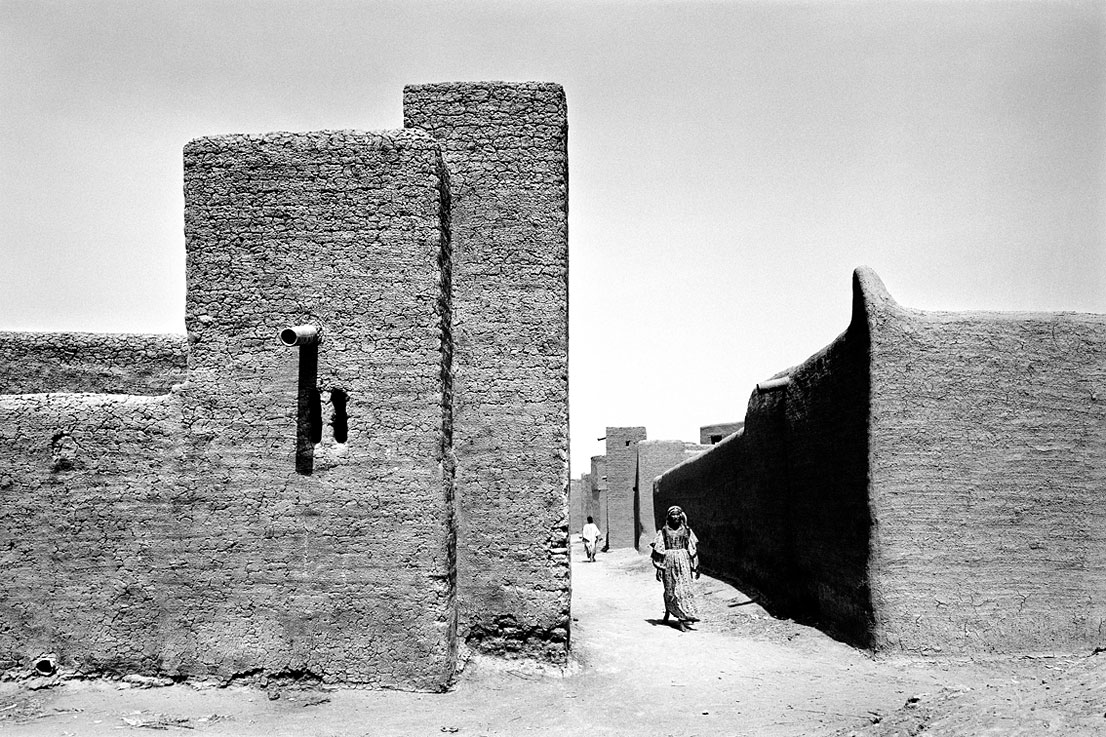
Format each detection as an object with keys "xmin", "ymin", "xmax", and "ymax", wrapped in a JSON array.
[
  {"xmin": 569, "ymin": 478, "xmax": 587, "ymax": 534},
  {"xmin": 660, "ymin": 267, "xmax": 1105, "ymax": 656},
  {"xmin": 861, "ymin": 269, "xmax": 1106, "ymax": 655},
  {"xmin": 655, "ymin": 298, "xmax": 872, "ymax": 646},
  {"xmin": 776, "ymin": 304, "xmax": 872, "ymax": 645},
  {"xmin": 403, "ymin": 83, "xmax": 570, "ymax": 660},
  {"xmin": 181, "ymin": 129, "xmax": 456, "ymax": 689},
  {"xmin": 0, "ymin": 130, "xmax": 456, "ymax": 690},
  {"xmin": 605, "ymin": 427, "xmax": 647, "ymax": 550},
  {"xmin": 0, "ymin": 393, "xmax": 183, "ymax": 674},
  {"xmin": 0, "ymin": 332, "xmax": 186, "ymax": 395},
  {"xmin": 635, "ymin": 440, "xmax": 706, "ymax": 551},
  {"xmin": 590, "ymin": 456, "xmax": 607, "ymax": 542},
  {"xmin": 575, "ymin": 473, "xmax": 595, "ymax": 530}
]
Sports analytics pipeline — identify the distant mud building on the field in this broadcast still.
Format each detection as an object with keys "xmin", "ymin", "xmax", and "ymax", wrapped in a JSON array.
[
  {"xmin": 0, "ymin": 82, "xmax": 569, "ymax": 690},
  {"xmin": 700, "ymin": 422, "xmax": 743, "ymax": 445},
  {"xmin": 568, "ymin": 432, "xmax": 709, "ymax": 551},
  {"xmin": 635, "ymin": 439, "xmax": 707, "ymax": 550},
  {"xmin": 656, "ymin": 267, "xmax": 1105, "ymax": 655}
]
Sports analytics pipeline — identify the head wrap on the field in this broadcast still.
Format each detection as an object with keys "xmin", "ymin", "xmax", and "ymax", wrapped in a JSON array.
[{"xmin": 665, "ymin": 506, "xmax": 687, "ymax": 529}]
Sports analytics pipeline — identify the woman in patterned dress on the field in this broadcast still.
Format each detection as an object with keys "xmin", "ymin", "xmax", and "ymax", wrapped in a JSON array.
[{"xmin": 651, "ymin": 506, "xmax": 702, "ymax": 632}]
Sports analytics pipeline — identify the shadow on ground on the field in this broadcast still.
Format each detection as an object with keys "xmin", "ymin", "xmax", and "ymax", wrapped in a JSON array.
[{"xmin": 2, "ymin": 542, "xmax": 1102, "ymax": 736}]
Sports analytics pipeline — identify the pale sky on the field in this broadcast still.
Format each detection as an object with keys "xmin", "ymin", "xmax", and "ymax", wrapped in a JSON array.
[{"xmin": 1, "ymin": 0, "xmax": 1103, "ymax": 476}]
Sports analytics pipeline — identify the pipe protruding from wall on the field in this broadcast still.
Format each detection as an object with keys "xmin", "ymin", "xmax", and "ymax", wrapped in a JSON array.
[
  {"xmin": 756, "ymin": 376, "xmax": 791, "ymax": 394},
  {"xmin": 279, "ymin": 325, "xmax": 319, "ymax": 347}
]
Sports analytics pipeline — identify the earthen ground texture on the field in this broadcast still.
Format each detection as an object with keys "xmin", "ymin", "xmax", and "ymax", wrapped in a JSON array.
[{"xmin": 2, "ymin": 543, "xmax": 1101, "ymax": 737}]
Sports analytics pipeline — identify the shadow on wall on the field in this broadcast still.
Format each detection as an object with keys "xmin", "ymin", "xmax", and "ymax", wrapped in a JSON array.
[
  {"xmin": 655, "ymin": 266, "xmax": 1106, "ymax": 656},
  {"xmin": 636, "ymin": 440, "xmax": 708, "ymax": 552},
  {"xmin": 655, "ymin": 267, "xmax": 874, "ymax": 647}
]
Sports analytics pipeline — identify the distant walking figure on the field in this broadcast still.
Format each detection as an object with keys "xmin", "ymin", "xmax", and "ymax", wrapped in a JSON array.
[
  {"xmin": 581, "ymin": 516, "xmax": 602, "ymax": 562},
  {"xmin": 651, "ymin": 506, "xmax": 701, "ymax": 631}
]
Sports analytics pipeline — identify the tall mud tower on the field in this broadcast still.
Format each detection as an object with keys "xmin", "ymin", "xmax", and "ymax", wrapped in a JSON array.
[{"xmin": 404, "ymin": 83, "xmax": 570, "ymax": 658}]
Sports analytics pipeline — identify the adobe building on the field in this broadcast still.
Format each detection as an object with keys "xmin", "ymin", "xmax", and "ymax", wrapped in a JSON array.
[
  {"xmin": 604, "ymin": 427, "xmax": 647, "ymax": 549},
  {"xmin": 700, "ymin": 422, "xmax": 743, "ymax": 445},
  {"xmin": 0, "ymin": 82, "xmax": 569, "ymax": 690},
  {"xmin": 589, "ymin": 455, "xmax": 608, "ymax": 545},
  {"xmin": 569, "ymin": 477, "xmax": 588, "ymax": 535},
  {"xmin": 581, "ymin": 434, "xmax": 705, "ymax": 553},
  {"xmin": 655, "ymin": 267, "xmax": 1105, "ymax": 656}
]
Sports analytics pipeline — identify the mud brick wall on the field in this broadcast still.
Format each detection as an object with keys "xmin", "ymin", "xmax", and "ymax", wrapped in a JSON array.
[
  {"xmin": 403, "ymin": 82, "xmax": 570, "ymax": 660},
  {"xmin": 0, "ymin": 332, "xmax": 186, "ymax": 394},
  {"xmin": 860, "ymin": 268, "xmax": 1106, "ymax": 655},
  {"xmin": 773, "ymin": 282, "xmax": 872, "ymax": 644},
  {"xmin": 635, "ymin": 440, "xmax": 706, "ymax": 551},
  {"xmin": 656, "ymin": 296, "xmax": 871, "ymax": 645},
  {"xmin": 177, "ymin": 129, "xmax": 456, "ymax": 689},
  {"xmin": 657, "ymin": 434, "xmax": 768, "ymax": 587},
  {"xmin": 579, "ymin": 472, "xmax": 595, "ymax": 525},
  {"xmin": 699, "ymin": 422, "xmax": 743, "ymax": 445},
  {"xmin": 569, "ymin": 478, "xmax": 587, "ymax": 534},
  {"xmin": 659, "ymin": 266, "xmax": 1106, "ymax": 655},
  {"xmin": 589, "ymin": 455, "xmax": 607, "ymax": 543},
  {"xmin": 0, "ymin": 393, "xmax": 183, "ymax": 674},
  {"xmin": 605, "ymin": 427, "xmax": 647, "ymax": 549}
]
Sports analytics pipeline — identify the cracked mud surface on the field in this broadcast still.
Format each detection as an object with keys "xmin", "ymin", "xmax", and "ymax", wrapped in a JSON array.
[{"xmin": 2, "ymin": 544, "xmax": 1102, "ymax": 736}]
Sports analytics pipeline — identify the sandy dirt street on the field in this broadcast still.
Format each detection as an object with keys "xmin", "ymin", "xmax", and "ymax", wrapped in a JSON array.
[{"xmin": 2, "ymin": 542, "xmax": 1103, "ymax": 736}]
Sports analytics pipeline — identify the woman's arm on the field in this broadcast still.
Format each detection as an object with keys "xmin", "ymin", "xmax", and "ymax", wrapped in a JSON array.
[{"xmin": 650, "ymin": 528, "xmax": 667, "ymax": 569}]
